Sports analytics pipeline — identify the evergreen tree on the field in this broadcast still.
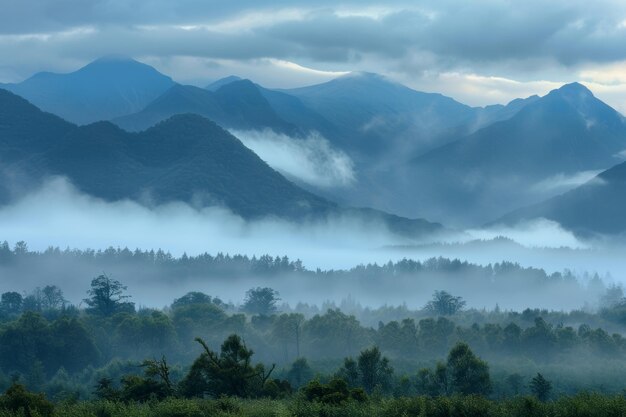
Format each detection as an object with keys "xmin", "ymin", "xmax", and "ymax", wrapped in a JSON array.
[
  {"xmin": 530, "ymin": 373, "xmax": 552, "ymax": 401},
  {"xmin": 241, "ymin": 287, "xmax": 280, "ymax": 316},
  {"xmin": 446, "ymin": 342, "xmax": 492, "ymax": 396}
]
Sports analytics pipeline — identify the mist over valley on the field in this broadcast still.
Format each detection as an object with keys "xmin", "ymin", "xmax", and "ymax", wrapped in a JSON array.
[{"xmin": 1, "ymin": 5, "xmax": 626, "ymax": 413}]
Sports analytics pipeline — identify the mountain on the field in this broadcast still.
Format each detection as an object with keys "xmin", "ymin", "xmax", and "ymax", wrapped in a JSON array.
[
  {"xmin": 0, "ymin": 88, "xmax": 442, "ymax": 236},
  {"xmin": 282, "ymin": 72, "xmax": 478, "ymax": 159},
  {"xmin": 496, "ymin": 161, "xmax": 626, "ymax": 236},
  {"xmin": 114, "ymin": 80, "xmax": 297, "ymax": 134},
  {"xmin": 393, "ymin": 83, "xmax": 626, "ymax": 226},
  {"xmin": 470, "ymin": 95, "xmax": 541, "ymax": 132},
  {"xmin": 2, "ymin": 56, "xmax": 175, "ymax": 124},
  {"xmin": 269, "ymin": 73, "xmax": 543, "ymax": 217},
  {"xmin": 204, "ymin": 75, "xmax": 338, "ymax": 136},
  {"xmin": 0, "ymin": 89, "xmax": 76, "ymax": 201},
  {"xmin": 206, "ymin": 76, "xmax": 243, "ymax": 91},
  {"xmin": 0, "ymin": 89, "xmax": 74, "ymax": 162},
  {"xmin": 30, "ymin": 115, "xmax": 331, "ymax": 219},
  {"xmin": 417, "ymin": 83, "xmax": 626, "ymax": 178}
]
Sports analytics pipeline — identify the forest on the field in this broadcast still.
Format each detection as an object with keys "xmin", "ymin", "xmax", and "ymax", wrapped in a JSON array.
[
  {"xmin": 5, "ymin": 2, "xmax": 626, "ymax": 415},
  {"xmin": 0, "ymin": 240, "xmax": 609, "ymax": 311},
  {"xmin": 0, "ymin": 243, "xmax": 624, "ymax": 416}
]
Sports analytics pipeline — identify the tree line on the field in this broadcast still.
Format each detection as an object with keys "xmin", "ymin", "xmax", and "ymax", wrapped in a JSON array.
[{"xmin": 0, "ymin": 274, "xmax": 623, "ymax": 404}]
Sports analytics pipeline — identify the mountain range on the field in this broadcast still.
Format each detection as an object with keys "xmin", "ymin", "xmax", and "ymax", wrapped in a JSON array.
[
  {"xmin": 114, "ymin": 80, "xmax": 299, "ymax": 135},
  {"xmin": 394, "ymin": 82, "xmax": 626, "ymax": 226},
  {"xmin": 0, "ymin": 88, "xmax": 441, "ymax": 236},
  {"xmin": 3, "ymin": 56, "xmax": 626, "ymax": 236}
]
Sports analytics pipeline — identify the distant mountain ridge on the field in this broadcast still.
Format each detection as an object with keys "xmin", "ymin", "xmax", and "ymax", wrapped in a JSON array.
[
  {"xmin": 383, "ymin": 82, "xmax": 626, "ymax": 226},
  {"xmin": 496, "ymin": 160, "xmax": 626, "ymax": 236},
  {"xmin": 6, "ymin": 57, "xmax": 626, "ymax": 231},
  {"xmin": 3, "ymin": 58, "xmax": 537, "ymax": 160},
  {"xmin": 2, "ymin": 56, "xmax": 175, "ymax": 124},
  {"xmin": 206, "ymin": 76, "xmax": 243, "ymax": 91},
  {"xmin": 281, "ymin": 72, "xmax": 478, "ymax": 159},
  {"xmin": 0, "ymin": 88, "xmax": 442, "ymax": 237},
  {"xmin": 114, "ymin": 80, "xmax": 298, "ymax": 134}
]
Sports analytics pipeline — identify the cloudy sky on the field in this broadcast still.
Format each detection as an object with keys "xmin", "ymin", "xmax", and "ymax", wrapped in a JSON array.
[{"xmin": 4, "ymin": 0, "xmax": 626, "ymax": 110}]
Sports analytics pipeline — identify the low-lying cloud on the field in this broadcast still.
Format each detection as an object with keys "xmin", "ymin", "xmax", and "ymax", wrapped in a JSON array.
[
  {"xmin": 0, "ymin": 177, "xmax": 398, "ymax": 270},
  {"xmin": 232, "ymin": 129, "xmax": 356, "ymax": 188},
  {"xmin": 466, "ymin": 218, "xmax": 588, "ymax": 249},
  {"xmin": 1, "ymin": 178, "xmax": 626, "ymax": 308},
  {"xmin": 531, "ymin": 170, "xmax": 605, "ymax": 194}
]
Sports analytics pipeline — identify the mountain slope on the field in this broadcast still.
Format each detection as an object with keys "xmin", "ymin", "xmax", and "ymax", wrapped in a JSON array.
[
  {"xmin": 0, "ymin": 89, "xmax": 74, "ymax": 161},
  {"xmin": 283, "ymin": 72, "xmax": 478, "ymax": 159},
  {"xmin": 0, "ymin": 89, "xmax": 442, "ymax": 235},
  {"xmin": 0, "ymin": 89, "xmax": 76, "ymax": 202},
  {"xmin": 496, "ymin": 161, "xmax": 626, "ymax": 236},
  {"xmin": 114, "ymin": 80, "xmax": 297, "ymax": 134},
  {"xmin": 206, "ymin": 76, "xmax": 243, "ymax": 91},
  {"xmin": 395, "ymin": 83, "xmax": 626, "ymax": 226},
  {"xmin": 470, "ymin": 95, "xmax": 541, "ymax": 132},
  {"xmin": 417, "ymin": 83, "xmax": 625, "ymax": 176},
  {"xmin": 2, "ymin": 56, "xmax": 175, "ymax": 125},
  {"xmin": 33, "ymin": 115, "xmax": 330, "ymax": 218},
  {"xmin": 257, "ymin": 86, "xmax": 339, "ymax": 139}
]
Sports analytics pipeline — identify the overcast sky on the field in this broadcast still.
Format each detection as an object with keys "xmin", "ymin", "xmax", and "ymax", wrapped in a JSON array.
[{"xmin": 3, "ymin": 0, "xmax": 626, "ymax": 111}]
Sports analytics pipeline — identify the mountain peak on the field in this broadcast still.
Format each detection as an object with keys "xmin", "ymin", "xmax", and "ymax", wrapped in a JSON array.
[
  {"xmin": 341, "ymin": 71, "xmax": 383, "ymax": 78},
  {"xmin": 540, "ymin": 81, "xmax": 613, "ymax": 120},
  {"xmin": 5, "ymin": 56, "xmax": 175, "ymax": 124},
  {"xmin": 555, "ymin": 82, "xmax": 594, "ymax": 97},
  {"xmin": 213, "ymin": 79, "xmax": 264, "ymax": 97},
  {"xmin": 80, "ymin": 56, "xmax": 169, "ymax": 78},
  {"xmin": 92, "ymin": 54, "xmax": 135, "ymax": 63},
  {"xmin": 206, "ymin": 75, "xmax": 243, "ymax": 91},
  {"xmin": 337, "ymin": 71, "xmax": 389, "ymax": 84}
]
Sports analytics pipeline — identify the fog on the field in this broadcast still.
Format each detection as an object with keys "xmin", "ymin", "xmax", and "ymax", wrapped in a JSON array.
[
  {"xmin": 0, "ymin": 177, "xmax": 404, "ymax": 266},
  {"xmin": 466, "ymin": 219, "xmax": 588, "ymax": 249},
  {"xmin": 1, "ymin": 177, "xmax": 625, "ymax": 311},
  {"xmin": 231, "ymin": 129, "xmax": 355, "ymax": 188},
  {"xmin": 531, "ymin": 170, "xmax": 605, "ymax": 193}
]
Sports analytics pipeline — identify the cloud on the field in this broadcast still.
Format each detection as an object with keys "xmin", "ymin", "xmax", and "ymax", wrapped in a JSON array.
[
  {"xmin": 0, "ymin": 177, "xmax": 404, "ymax": 271},
  {"xmin": 1, "ymin": 2, "xmax": 626, "ymax": 70},
  {"xmin": 0, "ymin": 177, "xmax": 595, "ymax": 270},
  {"xmin": 3, "ymin": 177, "xmax": 626, "ymax": 309},
  {"xmin": 531, "ymin": 170, "xmax": 606, "ymax": 194},
  {"xmin": 467, "ymin": 218, "xmax": 588, "ymax": 249},
  {"xmin": 5, "ymin": 2, "xmax": 626, "ymax": 111},
  {"xmin": 397, "ymin": 72, "xmax": 562, "ymax": 107},
  {"xmin": 231, "ymin": 129, "xmax": 355, "ymax": 188}
]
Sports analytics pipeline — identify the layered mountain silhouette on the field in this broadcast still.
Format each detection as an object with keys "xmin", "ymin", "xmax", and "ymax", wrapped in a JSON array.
[
  {"xmin": 1, "ymin": 56, "xmax": 175, "ymax": 124},
  {"xmin": 114, "ymin": 80, "xmax": 298, "ymax": 134},
  {"xmin": 2, "ymin": 57, "xmax": 535, "ymax": 167},
  {"xmin": 497, "ymin": 161, "xmax": 626, "ymax": 236},
  {"xmin": 282, "ymin": 72, "xmax": 478, "ymax": 159},
  {"xmin": 394, "ymin": 82, "xmax": 626, "ymax": 226},
  {"xmin": 470, "ymin": 95, "xmax": 541, "ymax": 132},
  {"xmin": 5, "ymin": 56, "xmax": 626, "ymax": 233},
  {"xmin": 206, "ymin": 76, "xmax": 243, "ymax": 91},
  {"xmin": 0, "ymin": 88, "xmax": 441, "ymax": 236}
]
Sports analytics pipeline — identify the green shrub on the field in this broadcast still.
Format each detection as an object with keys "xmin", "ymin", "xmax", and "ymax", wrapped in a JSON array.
[
  {"xmin": 302, "ymin": 378, "xmax": 368, "ymax": 405},
  {"xmin": 0, "ymin": 384, "xmax": 54, "ymax": 417}
]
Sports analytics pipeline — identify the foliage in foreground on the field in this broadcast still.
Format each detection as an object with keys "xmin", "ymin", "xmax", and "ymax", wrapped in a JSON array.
[{"xmin": 0, "ymin": 392, "xmax": 625, "ymax": 417}]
